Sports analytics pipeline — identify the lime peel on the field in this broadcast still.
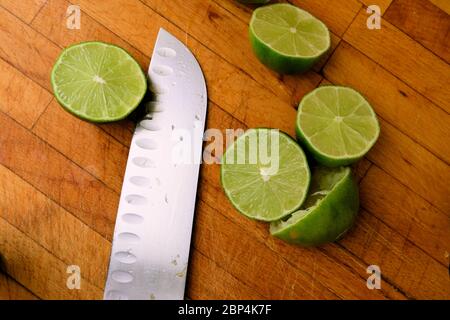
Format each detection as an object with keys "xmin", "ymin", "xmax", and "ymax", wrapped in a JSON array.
[{"xmin": 270, "ymin": 167, "xmax": 359, "ymax": 247}]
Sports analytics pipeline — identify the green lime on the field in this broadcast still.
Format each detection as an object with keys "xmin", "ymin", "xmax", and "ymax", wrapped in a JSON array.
[
  {"xmin": 221, "ymin": 129, "xmax": 311, "ymax": 222},
  {"xmin": 51, "ymin": 42, "xmax": 147, "ymax": 123},
  {"xmin": 270, "ymin": 166, "xmax": 359, "ymax": 247},
  {"xmin": 249, "ymin": 3, "xmax": 330, "ymax": 74},
  {"xmin": 296, "ymin": 86, "xmax": 380, "ymax": 167}
]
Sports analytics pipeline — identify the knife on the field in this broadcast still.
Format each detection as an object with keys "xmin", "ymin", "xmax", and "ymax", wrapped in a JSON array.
[{"xmin": 104, "ymin": 28, "xmax": 207, "ymax": 300}]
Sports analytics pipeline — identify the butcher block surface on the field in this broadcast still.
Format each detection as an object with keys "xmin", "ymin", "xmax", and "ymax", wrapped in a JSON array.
[{"xmin": 0, "ymin": 0, "xmax": 449, "ymax": 300}]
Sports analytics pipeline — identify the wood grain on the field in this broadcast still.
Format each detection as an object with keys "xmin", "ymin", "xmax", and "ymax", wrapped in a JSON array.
[
  {"xmin": 33, "ymin": 100, "xmax": 129, "ymax": 193},
  {"xmin": 0, "ymin": 217, "xmax": 103, "ymax": 299},
  {"xmin": 0, "ymin": 6, "xmax": 59, "ymax": 91},
  {"xmin": 341, "ymin": 209, "xmax": 450, "ymax": 299},
  {"xmin": 0, "ymin": 0, "xmax": 448, "ymax": 300},
  {"xmin": 0, "ymin": 164, "xmax": 110, "ymax": 289},
  {"xmin": 0, "ymin": 58, "xmax": 52, "ymax": 128},
  {"xmin": 0, "ymin": 0, "xmax": 46, "ymax": 23},
  {"xmin": 367, "ymin": 119, "xmax": 450, "ymax": 215},
  {"xmin": 358, "ymin": 0, "xmax": 393, "ymax": 14},
  {"xmin": 0, "ymin": 272, "xmax": 38, "ymax": 300},
  {"xmin": 384, "ymin": 0, "xmax": 450, "ymax": 63},
  {"xmin": 344, "ymin": 11, "xmax": 450, "ymax": 112},
  {"xmin": 428, "ymin": 0, "xmax": 450, "ymax": 15},
  {"xmin": 360, "ymin": 166, "xmax": 450, "ymax": 267},
  {"xmin": 0, "ymin": 111, "xmax": 118, "ymax": 241}
]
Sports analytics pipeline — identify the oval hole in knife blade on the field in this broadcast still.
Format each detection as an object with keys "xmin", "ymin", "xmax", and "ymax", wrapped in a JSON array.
[
  {"xmin": 157, "ymin": 47, "xmax": 177, "ymax": 58},
  {"xmin": 140, "ymin": 119, "xmax": 162, "ymax": 131},
  {"xmin": 152, "ymin": 65, "xmax": 173, "ymax": 76},
  {"xmin": 111, "ymin": 270, "xmax": 134, "ymax": 284},
  {"xmin": 117, "ymin": 232, "xmax": 140, "ymax": 243},
  {"xmin": 122, "ymin": 213, "xmax": 144, "ymax": 225},
  {"xmin": 129, "ymin": 176, "xmax": 152, "ymax": 188},
  {"xmin": 136, "ymin": 138, "xmax": 158, "ymax": 150},
  {"xmin": 114, "ymin": 251, "xmax": 138, "ymax": 264},
  {"xmin": 149, "ymin": 83, "xmax": 168, "ymax": 95},
  {"xmin": 106, "ymin": 290, "xmax": 129, "ymax": 300},
  {"xmin": 144, "ymin": 101, "xmax": 165, "ymax": 113},
  {"xmin": 125, "ymin": 194, "xmax": 148, "ymax": 206},
  {"xmin": 132, "ymin": 157, "xmax": 155, "ymax": 168}
]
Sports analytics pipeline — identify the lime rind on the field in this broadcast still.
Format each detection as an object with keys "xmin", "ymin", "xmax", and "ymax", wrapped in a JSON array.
[
  {"xmin": 296, "ymin": 86, "xmax": 380, "ymax": 166},
  {"xmin": 221, "ymin": 129, "xmax": 311, "ymax": 222},
  {"xmin": 270, "ymin": 167, "xmax": 359, "ymax": 246},
  {"xmin": 51, "ymin": 41, "xmax": 147, "ymax": 123}
]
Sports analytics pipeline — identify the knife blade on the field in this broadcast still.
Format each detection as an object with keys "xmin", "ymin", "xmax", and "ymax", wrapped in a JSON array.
[{"xmin": 104, "ymin": 28, "xmax": 207, "ymax": 300}]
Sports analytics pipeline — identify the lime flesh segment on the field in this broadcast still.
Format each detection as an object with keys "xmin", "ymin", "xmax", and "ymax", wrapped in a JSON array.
[
  {"xmin": 296, "ymin": 86, "xmax": 380, "ymax": 166},
  {"xmin": 249, "ymin": 3, "xmax": 330, "ymax": 73},
  {"xmin": 221, "ymin": 129, "xmax": 311, "ymax": 222},
  {"xmin": 270, "ymin": 167, "xmax": 359, "ymax": 247},
  {"xmin": 51, "ymin": 42, "xmax": 147, "ymax": 123}
]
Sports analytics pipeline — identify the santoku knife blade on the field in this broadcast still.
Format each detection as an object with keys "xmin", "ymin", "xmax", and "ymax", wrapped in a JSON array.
[{"xmin": 104, "ymin": 28, "xmax": 207, "ymax": 300}]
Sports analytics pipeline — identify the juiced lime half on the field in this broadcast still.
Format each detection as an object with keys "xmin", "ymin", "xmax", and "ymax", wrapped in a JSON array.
[
  {"xmin": 221, "ymin": 129, "xmax": 311, "ymax": 222},
  {"xmin": 51, "ymin": 42, "xmax": 147, "ymax": 122},
  {"xmin": 249, "ymin": 3, "xmax": 330, "ymax": 73},
  {"xmin": 270, "ymin": 166, "xmax": 359, "ymax": 247},
  {"xmin": 297, "ymin": 86, "xmax": 380, "ymax": 166}
]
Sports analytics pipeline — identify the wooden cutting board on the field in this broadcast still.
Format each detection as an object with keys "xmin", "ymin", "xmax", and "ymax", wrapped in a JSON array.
[{"xmin": 0, "ymin": 0, "xmax": 449, "ymax": 300}]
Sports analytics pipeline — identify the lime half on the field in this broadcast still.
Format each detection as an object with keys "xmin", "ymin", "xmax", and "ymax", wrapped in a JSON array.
[
  {"xmin": 270, "ymin": 167, "xmax": 359, "ymax": 247},
  {"xmin": 249, "ymin": 3, "xmax": 330, "ymax": 74},
  {"xmin": 221, "ymin": 129, "xmax": 311, "ymax": 222},
  {"xmin": 296, "ymin": 86, "xmax": 380, "ymax": 166},
  {"xmin": 51, "ymin": 42, "xmax": 147, "ymax": 122}
]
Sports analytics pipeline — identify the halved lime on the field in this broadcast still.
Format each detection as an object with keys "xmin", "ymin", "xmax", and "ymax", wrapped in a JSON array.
[
  {"xmin": 296, "ymin": 86, "xmax": 380, "ymax": 166},
  {"xmin": 51, "ymin": 42, "xmax": 147, "ymax": 123},
  {"xmin": 270, "ymin": 166, "xmax": 359, "ymax": 247},
  {"xmin": 249, "ymin": 3, "xmax": 330, "ymax": 74},
  {"xmin": 221, "ymin": 129, "xmax": 311, "ymax": 222}
]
